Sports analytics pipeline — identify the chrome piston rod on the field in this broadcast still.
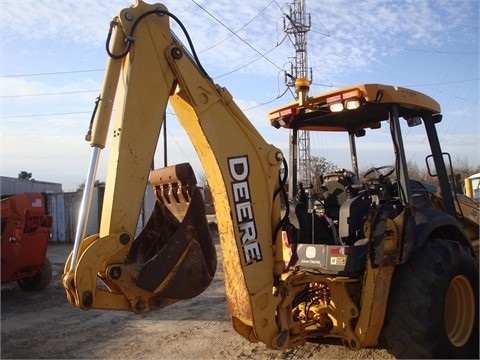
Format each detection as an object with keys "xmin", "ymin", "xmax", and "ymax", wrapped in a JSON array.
[{"xmin": 69, "ymin": 146, "xmax": 101, "ymax": 269}]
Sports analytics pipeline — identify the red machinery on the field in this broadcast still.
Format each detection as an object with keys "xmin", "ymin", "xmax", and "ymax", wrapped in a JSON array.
[{"xmin": 1, "ymin": 193, "xmax": 53, "ymax": 290}]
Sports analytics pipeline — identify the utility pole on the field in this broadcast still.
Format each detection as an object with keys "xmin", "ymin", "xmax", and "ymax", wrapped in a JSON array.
[{"xmin": 283, "ymin": 0, "xmax": 312, "ymax": 197}]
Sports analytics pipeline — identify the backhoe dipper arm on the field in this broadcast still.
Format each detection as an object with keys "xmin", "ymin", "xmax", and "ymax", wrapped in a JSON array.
[{"xmin": 62, "ymin": 1, "xmax": 289, "ymax": 349}]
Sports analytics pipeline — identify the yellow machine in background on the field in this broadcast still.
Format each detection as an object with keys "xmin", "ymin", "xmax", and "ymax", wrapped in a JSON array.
[
  {"xmin": 62, "ymin": 2, "xmax": 479, "ymax": 359},
  {"xmin": 454, "ymin": 173, "xmax": 479, "ymax": 256},
  {"xmin": 464, "ymin": 173, "xmax": 480, "ymax": 201}
]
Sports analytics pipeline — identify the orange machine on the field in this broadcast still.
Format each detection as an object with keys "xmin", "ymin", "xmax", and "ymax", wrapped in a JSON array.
[{"xmin": 1, "ymin": 193, "xmax": 53, "ymax": 290}]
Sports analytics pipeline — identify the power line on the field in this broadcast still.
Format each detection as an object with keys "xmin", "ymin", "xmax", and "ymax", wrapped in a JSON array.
[
  {"xmin": 2, "ymin": 94, "xmax": 290, "ymax": 118},
  {"xmin": 190, "ymin": 0, "xmax": 284, "ymax": 73},
  {"xmin": 4, "ymin": 78, "xmax": 475, "ymax": 101},
  {"xmin": 197, "ymin": 1, "xmax": 274, "ymax": 54},
  {"xmin": 0, "ymin": 69, "xmax": 105, "ymax": 78},
  {"xmin": 213, "ymin": 43, "xmax": 280, "ymax": 79},
  {"xmin": 0, "ymin": 90, "xmax": 99, "ymax": 99},
  {"xmin": 1, "ymin": 111, "xmax": 91, "ymax": 119},
  {"xmin": 242, "ymin": 87, "xmax": 290, "ymax": 111},
  {"xmin": 407, "ymin": 78, "xmax": 479, "ymax": 87}
]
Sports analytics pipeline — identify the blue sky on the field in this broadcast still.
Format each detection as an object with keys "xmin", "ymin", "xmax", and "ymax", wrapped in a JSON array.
[{"xmin": 1, "ymin": 0, "xmax": 478, "ymax": 191}]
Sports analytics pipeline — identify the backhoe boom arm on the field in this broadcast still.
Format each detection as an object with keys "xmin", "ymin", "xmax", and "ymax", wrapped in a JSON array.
[{"xmin": 62, "ymin": 0, "xmax": 288, "ymax": 349}]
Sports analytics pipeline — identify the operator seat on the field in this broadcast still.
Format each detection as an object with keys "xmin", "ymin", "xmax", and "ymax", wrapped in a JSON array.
[
  {"xmin": 321, "ymin": 169, "xmax": 359, "ymax": 220},
  {"xmin": 293, "ymin": 183, "xmax": 335, "ymax": 244},
  {"xmin": 294, "ymin": 183, "xmax": 310, "ymax": 243}
]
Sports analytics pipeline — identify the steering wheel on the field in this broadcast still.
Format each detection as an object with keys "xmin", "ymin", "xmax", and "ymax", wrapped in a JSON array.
[{"xmin": 363, "ymin": 165, "xmax": 395, "ymax": 182}]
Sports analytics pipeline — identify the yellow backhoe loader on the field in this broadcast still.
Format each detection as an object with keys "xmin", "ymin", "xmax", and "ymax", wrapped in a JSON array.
[{"xmin": 62, "ymin": 2, "xmax": 478, "ymax": 358}]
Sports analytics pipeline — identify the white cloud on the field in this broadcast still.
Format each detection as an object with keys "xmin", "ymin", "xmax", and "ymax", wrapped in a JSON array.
[
  {"xmin": 0, "ymin": 0, "xmax": 478, "ymax": 190},
  {"xmin": 3, "ymin": 0, "xmax": 476, "ymax": 77},
  {"xmin": 1, "ymin": 1, "xmax": 130, "ymax": 46}
]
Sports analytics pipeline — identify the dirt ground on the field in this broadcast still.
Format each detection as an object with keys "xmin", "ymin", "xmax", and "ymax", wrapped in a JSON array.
[{"xmin": 1, "ymin": 240, "xmax": 394, "ymax": 359}]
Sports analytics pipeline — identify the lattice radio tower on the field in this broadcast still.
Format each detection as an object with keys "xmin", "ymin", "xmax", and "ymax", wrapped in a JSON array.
[{"xmin": 283, "ymin": 0, "xmax": 312, "ymax": 195}]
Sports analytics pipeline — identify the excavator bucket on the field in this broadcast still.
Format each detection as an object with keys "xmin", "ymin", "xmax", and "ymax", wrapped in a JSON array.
[{"xmin": 127, "ymin": 163, "xmax": 217, "ymax": 302}]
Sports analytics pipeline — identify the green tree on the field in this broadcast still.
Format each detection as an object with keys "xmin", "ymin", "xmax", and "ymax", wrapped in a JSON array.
[
  {"xmin": 309, "ymin": 156, "xmax": 337, "ymax": 194},
  {"xmin": 18, "ymin": 171, "xmax": 33, "ymax": 180},
  {"xmin": 452, "ymin": 156, "xmax": 480, "ymax": 183},
  {"xmin": 76, "ymin": 180, "xmax": 106, "ymax": 192},
  {"xmin": 402, "ymin": 157, "xmax": 479, "ymax": 192}
]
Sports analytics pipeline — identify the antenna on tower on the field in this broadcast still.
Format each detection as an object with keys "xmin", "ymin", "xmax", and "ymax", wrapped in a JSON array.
[
  {"xmin": 283, "ymin": 0, "xmax": 312, "ymax": 99},
  {"xmin": 283, "ymin": 0, "xmax": 312, "ymax": 197}
]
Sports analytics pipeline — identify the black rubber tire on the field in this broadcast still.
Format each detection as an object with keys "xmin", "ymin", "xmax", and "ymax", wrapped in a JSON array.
[
  {"xmin": 17, "ymin": 257, "xmax": 52, "ymax": 291},
  {"xmin": 381, "ymin": 239, "xmax": 479, "ymax": 359}
]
